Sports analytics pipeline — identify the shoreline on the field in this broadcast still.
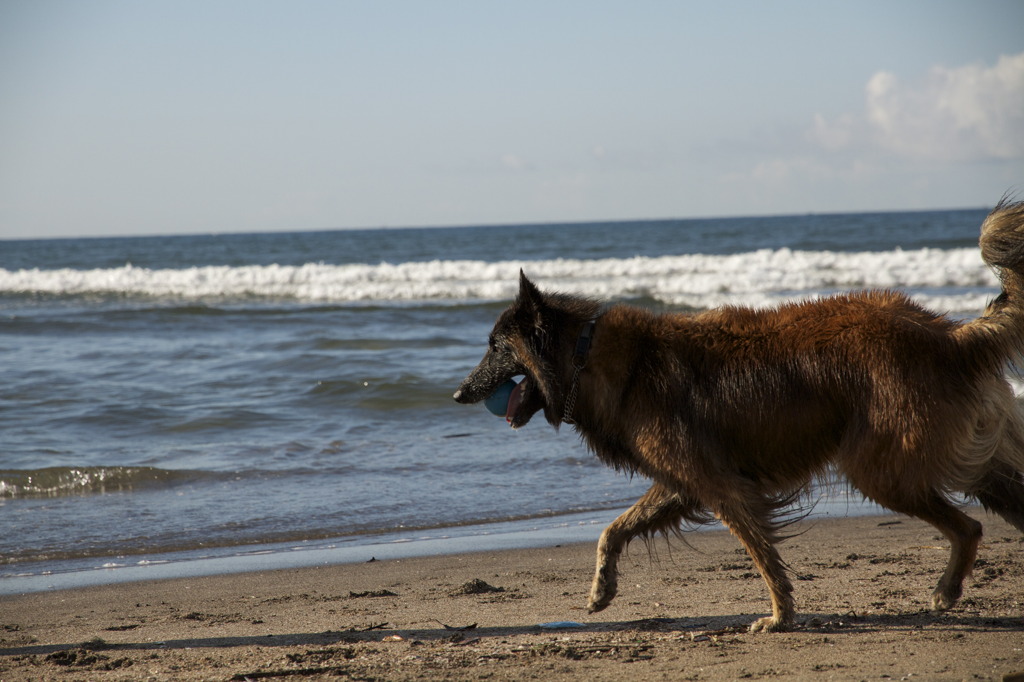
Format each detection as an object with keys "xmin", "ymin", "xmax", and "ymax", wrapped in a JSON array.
[
  {"xmin": 1, "ymin": 509, "xmax": 1022, "ymax": 681},
  {"xmin": 1, "ymin": 496, "xmax": 882, "ymax": 597},
  {"xmin": 0, "ymin": 507, "xmax": 630, "ymax": 596}
]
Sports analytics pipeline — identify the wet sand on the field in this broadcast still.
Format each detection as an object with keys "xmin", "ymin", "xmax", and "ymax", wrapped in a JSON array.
[{"xmin": 1, "ymin": 509, "xmax": 1022, "ymax": 681}]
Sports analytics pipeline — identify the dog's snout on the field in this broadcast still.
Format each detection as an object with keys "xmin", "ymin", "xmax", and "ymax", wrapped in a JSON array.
[
  {"xmin": 453, "ymin": 379, "xmax": 489, "ymax": 404},
  {"xmin": 453, "ymin": 383, "xmax": 477, "ymax": 403}
]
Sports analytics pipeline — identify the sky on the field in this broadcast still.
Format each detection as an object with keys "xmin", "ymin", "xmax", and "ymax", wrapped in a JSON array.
[{"xmin": 1, "ymin": 1, "xmax": 1023, "ymax": 239}]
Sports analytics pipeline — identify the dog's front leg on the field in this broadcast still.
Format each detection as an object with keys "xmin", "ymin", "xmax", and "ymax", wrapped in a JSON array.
[
  {"xmin": 588, "ymin": 524, "xmax": 625, "ymax": 613},
  {"xmin": 588, "ymin": 483, "xmax": 694, "ymax": 613}
]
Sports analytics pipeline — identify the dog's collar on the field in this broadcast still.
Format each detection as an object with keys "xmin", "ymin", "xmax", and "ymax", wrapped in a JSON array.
[{"xmin": 562, "ymin": 318, "xmax": 597, "ymax": 425}]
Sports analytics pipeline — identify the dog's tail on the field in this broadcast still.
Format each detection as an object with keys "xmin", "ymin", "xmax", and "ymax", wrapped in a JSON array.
[
  {"xmin": 950, "ymin": 198, "xmax": 1024, "ymax": 529},
  {"xmin": 955, "ymin": 197, "xmax": 1024, "ymax": 366}
]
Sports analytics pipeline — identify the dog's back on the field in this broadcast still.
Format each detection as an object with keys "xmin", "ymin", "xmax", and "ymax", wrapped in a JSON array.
[{"xmin": 577, "ymin": 284, "xmax": 1023, "ymax": 509}]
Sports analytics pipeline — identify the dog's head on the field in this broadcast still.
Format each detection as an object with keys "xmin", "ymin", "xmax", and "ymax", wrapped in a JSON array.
[{"xmin": 453, "ymin": 271, "xmax": 599, "ymax": 429}]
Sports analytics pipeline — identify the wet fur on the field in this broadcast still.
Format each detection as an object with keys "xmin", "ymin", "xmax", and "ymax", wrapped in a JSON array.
[{"xmin": 454, "ymin": 199, "xmax": 1024, "ymax": 633}]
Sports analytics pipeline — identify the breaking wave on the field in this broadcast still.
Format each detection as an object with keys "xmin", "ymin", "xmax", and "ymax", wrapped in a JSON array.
[
  {"xmin": 0, "ymin": 466, "xmax": 213, "ymax": 498},
  {"xmin": 0, "ymin": 246, "xmax": 999, "ymax": 313}
]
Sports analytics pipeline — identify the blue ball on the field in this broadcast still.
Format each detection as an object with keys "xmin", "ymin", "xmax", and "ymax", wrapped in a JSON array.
[{"xmin": 484, "ymin": 379, "xmax": 518, "ymax": 417}]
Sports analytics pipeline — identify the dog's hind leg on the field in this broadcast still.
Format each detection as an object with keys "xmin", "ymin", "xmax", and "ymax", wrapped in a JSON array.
[
  {"xmin": 713, "ymin": 496, "xmax": 795, "ymax": 633},
  {"xmin": 587, "ymin": 482, "xmax": 704, "ymax": 614},
  {"xmin": 973, "ymin": 463, "xmax": 1024, "ymax": 534},
  {"xmin": 865, "ymin": 489, "xmax": 982, "ymax": 611}
]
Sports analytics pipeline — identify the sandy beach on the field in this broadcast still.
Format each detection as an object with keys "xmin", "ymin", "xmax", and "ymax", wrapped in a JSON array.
[{"xmin": 1, "ymin": 509, "xmax": 1022, "ymax": 681}]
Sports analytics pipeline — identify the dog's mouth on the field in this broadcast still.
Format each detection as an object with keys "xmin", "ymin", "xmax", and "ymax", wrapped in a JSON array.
[
  {"xmin": 505, "ymin": 375, "xmax": 545, "ymax": 429},
  {"xmin": 453, "ymin": 363, "xmax": 547, "ymax": 429}
]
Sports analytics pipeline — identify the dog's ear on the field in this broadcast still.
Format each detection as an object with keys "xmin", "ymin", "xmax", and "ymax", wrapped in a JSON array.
[
  {"xmin": 518, "ymin": 270, "xmax": 544, "ymax": 307},
  {"xmin": 516, "ymin": 269, "xmax": 546, "ymax": 329}
]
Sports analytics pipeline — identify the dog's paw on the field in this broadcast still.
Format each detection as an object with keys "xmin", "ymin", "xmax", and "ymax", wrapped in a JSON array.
[
  {"xmin": 931, "ymin": 579, "xmax": 964, "ymax": 612},
  {"xmin": 585, "ymin": 569, "xmax": 614, "ymax": 614},
  {"xmin": 748, "ymin": 616, "xmax": 790, "ymax": 633},
  {"xmin": 586, "ymin": 589, "xmax": 614, "ymax": 613},
  {"xmin": 931, "ymin": 590, "xmax": 957, "ymax": 612},
  {"xmin": 586, "ymin": 581, "xmax": 616, "ymax": 613}
]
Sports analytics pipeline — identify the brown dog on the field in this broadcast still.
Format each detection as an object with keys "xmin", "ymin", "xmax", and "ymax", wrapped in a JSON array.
[{"xmin": 454, "ymin": 199, "xmax": 1024, "ymax": 632}]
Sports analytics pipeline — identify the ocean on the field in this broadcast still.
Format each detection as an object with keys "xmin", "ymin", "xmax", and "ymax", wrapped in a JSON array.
[{"xmin": 0, "ymin": 208, "xmax": 1003, "ymax": 593}]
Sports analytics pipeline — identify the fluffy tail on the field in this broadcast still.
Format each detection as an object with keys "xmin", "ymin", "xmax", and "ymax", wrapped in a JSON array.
[{"xmin": 955, "ymin": 198, "xmax": 1024, "ymax": 366}]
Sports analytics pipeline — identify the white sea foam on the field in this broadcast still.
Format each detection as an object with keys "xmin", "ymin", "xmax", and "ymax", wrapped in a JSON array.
[{"xmin": 0, "ymin": 247, "xmax": 1000, "ymax": 314}]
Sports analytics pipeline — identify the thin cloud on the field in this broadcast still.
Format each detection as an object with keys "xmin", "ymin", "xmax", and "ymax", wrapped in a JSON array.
[
  {"xmin": 500, "ymin": 154, "xmax": 534, "ymax": 171},
  {"xmin": 811, "ymin": 52, "xmax": 1024, "ymax": 161}
]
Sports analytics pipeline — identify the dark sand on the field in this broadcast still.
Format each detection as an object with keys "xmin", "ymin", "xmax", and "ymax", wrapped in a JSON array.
[{"xmin": 2, "ymin": 510, "xmax": 1022, "ymax": 681}]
